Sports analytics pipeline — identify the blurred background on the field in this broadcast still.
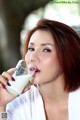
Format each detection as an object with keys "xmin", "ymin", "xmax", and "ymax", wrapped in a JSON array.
[{"xmin": 0, "ymin": 0, "xmax": 80, "ymax": 74}]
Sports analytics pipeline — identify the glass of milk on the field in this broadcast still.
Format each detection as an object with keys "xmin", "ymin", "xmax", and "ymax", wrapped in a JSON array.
[{"xmin": 6, "ymin": 60, "xmax": 36, "ymax": 96}]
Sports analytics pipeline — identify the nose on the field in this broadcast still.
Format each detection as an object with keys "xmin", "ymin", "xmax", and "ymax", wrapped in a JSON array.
[
  {"xmin": 25, "ymin": 50, "xmax": 40, "ymax": 64},
  {"xmin": 30, "ymin": 51, "xmax": 39, "ymax": 63}
]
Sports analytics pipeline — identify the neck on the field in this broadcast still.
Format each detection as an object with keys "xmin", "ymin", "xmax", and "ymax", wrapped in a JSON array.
[{"xmin": 38, "ymin": 75, "xmax": 68, "ymax": 104}]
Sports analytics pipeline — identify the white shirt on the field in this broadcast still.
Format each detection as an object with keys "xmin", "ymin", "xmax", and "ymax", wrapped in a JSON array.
[
  {"xmin": 6, "ymin": 85, "xmax": 46, "ymax": 120},
  {"xmin": 6, "ymin": 86, "xmax": 80, "ymax": 120},
  {"xmin": 68, "ymin": 88, "xmax": 80, "ymax": 120}
]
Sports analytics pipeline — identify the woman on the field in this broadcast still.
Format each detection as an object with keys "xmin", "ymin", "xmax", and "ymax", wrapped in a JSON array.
[{"xmin": 0, "ymin": 19, "xmax": 80, "ymax": 120}]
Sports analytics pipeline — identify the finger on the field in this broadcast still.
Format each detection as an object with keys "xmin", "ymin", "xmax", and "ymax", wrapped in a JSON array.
[
  {"xmin": 0, "ymin": 75, "xmax": 8, "ymax": 85},
  {"xmin": 3, "ymin": 68, "xmax": 16, "ymax": 80},
  {"xmin": 2, "ymin": 71, "xmax": 12, "ymax": 81},
  {"xmin": 7, "ymin": 68, "xmax": 16, "ymax": 75},
  {"xmin": 0, "ymin": 82, "xmax": 2, "ymax": 88},
  {"xmin": 1, "ymin": 84, "xmax": 6, "ymax": 89},
  {"xmin": 0, "ymin": 81, "xmax": 6, "ymax": 90}
]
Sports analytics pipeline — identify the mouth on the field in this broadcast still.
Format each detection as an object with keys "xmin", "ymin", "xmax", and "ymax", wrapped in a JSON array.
[
  {"xmin": 35, "ymin": 69, "xmax": 40, "ymax": 73},
  {"xmin": 29, "ymin": 67, "xmax": 40, "ymax": 74}
]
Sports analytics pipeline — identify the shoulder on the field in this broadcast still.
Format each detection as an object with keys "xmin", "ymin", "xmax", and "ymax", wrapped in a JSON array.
[
  {"xmin": 69, "ymin": 87, "xmax": 80, "ymax": 98},
  {"xmin": 69, "ymin": 88, "xmax": 80, "ymax": 103},
  {"xmin": 69, "ymin": 88, "xmax": 80, "ymax": 120}
]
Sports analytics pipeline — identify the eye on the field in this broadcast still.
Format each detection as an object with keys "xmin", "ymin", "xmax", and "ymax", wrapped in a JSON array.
[
  {"xmin": 28, "ymin": 47, "xmax": 35, "ymax": 51},
  {"xmin": 43, "ymin": 48, "xmax": 51, "ymax": 53}
]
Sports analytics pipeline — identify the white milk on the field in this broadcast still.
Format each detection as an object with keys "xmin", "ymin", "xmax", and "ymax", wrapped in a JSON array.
[{"xmin": 6, "ymin": 74, "xmax": 33, "ymax": 96}]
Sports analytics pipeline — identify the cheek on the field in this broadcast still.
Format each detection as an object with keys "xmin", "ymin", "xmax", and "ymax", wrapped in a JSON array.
[
  {"xmin": 42, "ymin": 55, "xmax": 61, "ymax": 75},
  {"xmin": 25, "ymin": 53, "xmax": 30, "ymax": 63},
  {"xmin": 42, "ymin": 55, "xmax": 58, "ymax": 66},
  {"xmin": 41, "ymin": 57, "xmax": 62, "ymax": 81}
]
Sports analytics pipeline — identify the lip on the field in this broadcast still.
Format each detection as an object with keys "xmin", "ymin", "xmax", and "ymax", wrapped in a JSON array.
[
  {"xmin": 35, "ymin": 69, "xmax": 40, "ymax": 73},
  {"xmin": 29, "ymin": 67, "xmax": 40, "ymax": 74}
]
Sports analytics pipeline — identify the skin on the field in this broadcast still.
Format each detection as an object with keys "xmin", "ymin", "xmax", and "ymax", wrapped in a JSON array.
[
  {"xmin": 26, "ymin": 30, "xmax": 63, "ymax": 85},
  {"xmin": 0, "ymin": 29, "xmax": 68, "ymax": 119},
  {"xmin": 25, "ymin": 30, "xmax": 69, "ymax": 120},
  {"xmin": 0, "ymin": 68, "xmax": 16, "ymax": 108}
]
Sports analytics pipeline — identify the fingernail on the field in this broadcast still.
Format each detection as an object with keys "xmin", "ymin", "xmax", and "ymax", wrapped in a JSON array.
[
  {"xmin": 11, "ymin": 77, "xmax": 15, "ymax": 81},
  {"xmin": 7, "ymin": 82, "xmax": 11, "ymax": 86},
  {"xmin": 2, "ymin": 84, "xmax": 6, "ymax": 89}
]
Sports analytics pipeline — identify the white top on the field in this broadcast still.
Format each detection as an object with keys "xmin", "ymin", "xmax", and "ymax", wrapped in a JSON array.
[
  {"xmin": 68, "ymin": 88, "xmax": 80, "ymax": 120},
  {"xmin": 6, "ymin": 85, "xmax": 80, "ymax": 120},
  {"xmin": 6, "ymin": 86, "xmax": 46, "ymax": 120}
]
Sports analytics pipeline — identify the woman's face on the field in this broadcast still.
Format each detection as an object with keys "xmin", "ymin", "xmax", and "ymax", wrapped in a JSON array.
[{"xmin": 25, "ymin": 30, "xmax": 63, "ymax": 85}]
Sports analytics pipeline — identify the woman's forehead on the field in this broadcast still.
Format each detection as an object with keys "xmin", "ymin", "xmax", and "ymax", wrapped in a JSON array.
[{"xmin": 29, "ymin": 30, "xmax": 55, "ymax": 45}]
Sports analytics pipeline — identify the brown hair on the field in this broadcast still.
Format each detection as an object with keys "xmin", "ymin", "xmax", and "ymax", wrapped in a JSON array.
[{"xmin": 23, "ymin": 18, "xmax": 80, "ymax": 92}]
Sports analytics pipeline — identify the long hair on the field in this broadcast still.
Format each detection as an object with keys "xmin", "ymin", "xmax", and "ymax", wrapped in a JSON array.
[{"xmin": 23, "ymin": 19, "xmax": 80, "ymax": 92}]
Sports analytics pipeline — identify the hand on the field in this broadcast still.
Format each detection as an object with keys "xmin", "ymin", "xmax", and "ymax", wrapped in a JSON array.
[
  {"xmin": 0, "ymin": 68, "xmax": 16, "ymax": 106},
  {"xmin": 0, "ymin": 68, "xmax": 34, "ymax": 107}
]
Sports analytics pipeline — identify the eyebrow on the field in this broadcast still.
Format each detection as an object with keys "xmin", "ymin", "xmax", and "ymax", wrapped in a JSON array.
[{"xmin": 29, "ymin": 42, "xmax": 54, "ymax": 46}]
